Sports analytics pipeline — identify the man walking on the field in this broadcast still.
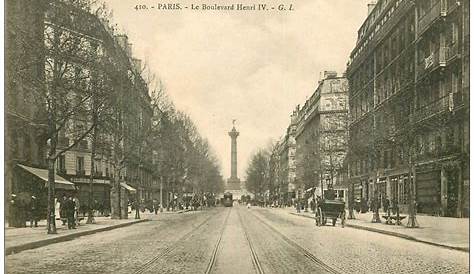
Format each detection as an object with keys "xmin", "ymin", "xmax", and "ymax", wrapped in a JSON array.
[
  {"xmin": 64, "ymin": 196, "xmax": 76, "ymax": 229},
  {"xmin": 29, "ymin": 196, "xmax": 39, "ymax": 228},
  {"xmin": 153, "ymin": 199, "xmax": 159, "ymax": 214},
  {"xmin": 73, "ymin": 195, "xmax": 80, "ymax": 226},
  {"xmin": 59, "ymin": 195, "xmax": 67, "ymax": 226}
]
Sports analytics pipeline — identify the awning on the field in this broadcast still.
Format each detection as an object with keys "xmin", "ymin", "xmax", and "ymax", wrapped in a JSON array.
[
  {"xmin": 71, "ymin": 178, "xmax": 111, "ymax": 185},
  {"xmin": 17, "ymin": 164, "xmax": 76, "ymax": 190},
  {"xmin": 120, "ymin": 182, "xmax": 136, "ymax": 193}
]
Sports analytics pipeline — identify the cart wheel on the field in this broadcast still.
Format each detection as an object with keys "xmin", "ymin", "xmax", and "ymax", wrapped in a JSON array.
[
  {"xmin": 341, "ymin": 211, "xmax": 346, "ymax": 228},
  {"xmin": 332, "ymin": 218, "xmax": 336, "ymax": 226}
]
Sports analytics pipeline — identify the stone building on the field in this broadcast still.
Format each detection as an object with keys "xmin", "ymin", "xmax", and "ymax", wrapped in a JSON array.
[
  {"xmin": 347, "ymin": 0, "xmax": 469, "ymax": 217},
  {"xmin": 5, "ymin": 0, "xmax": 158, "ymax": 222},
  {"xmin": 5, "ymin": 0, "xmax": 50, "ymax": 226},
  {"xmin": 273, "ymin": 112, "xmax": 297, "ymax": 203},
  {"xmin": 293, "ymin": 72, "xmax": 349, "ymax": 201}
]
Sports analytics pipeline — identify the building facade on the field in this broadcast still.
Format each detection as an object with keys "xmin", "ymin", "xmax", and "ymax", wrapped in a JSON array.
[
  {"xmin": 347, "ymin": 0, "xmax": 469, "ymax": 217},
  {"xmin": 273, "ymin": 113, "xmax": 297, "ymax": 203},
  {"xmin": 293, "ymin": 72, "xmax": 349, "ymax": 201},
  {"xmin": 5, "ymin": 0, "xmax": 49, "ymax": 226},
  {"xmin": 6, "ymin": 0, "xmax": 159, "ymax": 223}
]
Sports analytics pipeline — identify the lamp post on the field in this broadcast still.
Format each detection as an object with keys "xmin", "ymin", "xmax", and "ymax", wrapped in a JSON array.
[
  {"xmin": 135, "ymin": 164, "xmax": 143, "ymax": 220},
  {"xmin": 371, "ymin": 180, "xmax": 381, "ymax": 223},
  {"xmin": 160, "ymin": 176, "xmax": 163, "ymax": 213}
]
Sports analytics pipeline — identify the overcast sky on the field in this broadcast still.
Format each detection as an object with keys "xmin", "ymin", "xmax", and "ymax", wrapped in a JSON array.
[{"xmin": 103, "ymin": 0, "xmax": 370, "ymax": 179}]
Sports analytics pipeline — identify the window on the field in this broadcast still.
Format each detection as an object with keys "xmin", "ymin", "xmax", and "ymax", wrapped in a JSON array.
[
  {"xmin": 76, "ymin": 156, "xmax": 85, "ymax": 175},
  {"xmin": 57, "ymin": 155, "xmax": 66, "ymax": 173},
  {"xmin": 452, "ymin": 72, "xmax": 459, "ymax": 93}
]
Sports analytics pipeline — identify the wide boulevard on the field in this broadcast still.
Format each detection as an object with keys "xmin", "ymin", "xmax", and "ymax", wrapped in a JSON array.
[{"xmin": 7, "ymin": 206, "xmax": 469, "ymax": 274}]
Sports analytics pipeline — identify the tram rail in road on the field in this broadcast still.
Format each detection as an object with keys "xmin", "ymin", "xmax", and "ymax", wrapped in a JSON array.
[
  {"xmin": 245, "ymin": 208, "xmax": 341, "ymax": 274},
  {"xmin": 205, "ymin": 207, "xmax": 232, "ymax": 274},
  {"xmin": 133, "ymin": 212, "xmax": 217, "ymax": 274},
  {"xmin": 236, "ymin": 207, "xmax": 265, "ymax": 274}
]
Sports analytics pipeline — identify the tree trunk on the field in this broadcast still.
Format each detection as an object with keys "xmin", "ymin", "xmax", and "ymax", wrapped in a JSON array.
[
  {"xmin": 87, "ymin": 125, "xmax": 97, "ymax": 224},
  {"xmin": 406, "ymin": 155, "xmax": 419, "ymax": 228},
  {"xmin": 47, "ymin": 156, "xmax": 57, "ymax": 234},
  {"xmin": 348, "ymin": 182, "xmax": 355, "ymax": 219}
]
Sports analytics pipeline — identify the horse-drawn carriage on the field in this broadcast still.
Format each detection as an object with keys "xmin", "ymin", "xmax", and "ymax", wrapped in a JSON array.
[{"xmin": 314, "ymin": 190, "xmax": 346, "ymax": 228}]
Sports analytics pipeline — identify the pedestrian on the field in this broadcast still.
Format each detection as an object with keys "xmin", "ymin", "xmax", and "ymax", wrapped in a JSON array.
[
  {"xmin": 383, "ymin": 197, "xmax": 389, "ymax": 213},
  {"xmin": 9, "ymin": 194, "xmax": 25, "ymax": 227},
  {"xmin": 59, "ymin": 194, "xmax": 67, "ymax": 226},
  {"xmin": 64, "ymin": 196, "xmax": 76, "ymax": 229},
  {"xmin": 153, "ymin": 199, "xmax": 159, "ymax": 214},
  {"xmin": 73, "ymin": 195, "xmax": 80, "ymax": 226},
  {"xmin": 29, "ymin": 196, "xmax": 39, "ymax": 228}
]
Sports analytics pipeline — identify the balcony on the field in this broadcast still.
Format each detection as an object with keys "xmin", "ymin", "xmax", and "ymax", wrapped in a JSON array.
[
  {"xmin": 416, "ymin": 48, "xmax": 446, "ymax": 80},
  {"xmin": 445, "ymin": 42, "xmax": 460, "ymax": 62},
  {"xmin": 418, "ymin": 0, "xmax": 447, "ymax": 37},
  {"xmin": 410, "ymin": 93, "xmax": 463, "ymax": 124},
  {"xmin": 374, "ymin": 0, "xmax": 414, "ymax": 45}
]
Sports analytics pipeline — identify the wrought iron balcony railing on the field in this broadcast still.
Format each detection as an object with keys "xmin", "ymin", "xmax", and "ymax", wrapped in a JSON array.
[
  {"xmin": 417, "ymin": 47, "xmax": 447, "ymax": 80},
  {"xmin": 418, "ymin": 0, "xmax": 447, "ymax": 37},
  {"xmin": 410, "ymin": 93, "xmax": 463, "ymax": 124}
]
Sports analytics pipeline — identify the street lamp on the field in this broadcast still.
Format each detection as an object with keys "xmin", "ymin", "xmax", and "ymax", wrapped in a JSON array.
[
  {"xmin": 135, "ymin": 164, "xmax": 143, "ymax": 220},
  {"xmin": 371, "ymin": 180, "xmax": 381, "ymax": 223}
]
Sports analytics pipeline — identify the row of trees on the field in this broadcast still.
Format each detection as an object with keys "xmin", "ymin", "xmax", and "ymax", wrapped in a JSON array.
[
  {"xmin": 245, "ymin": 142, "xmax": 283, "ymax": 204},
  {"xmin": 7, "ymin": 0, "xmax": 223, "ymax": 234}
]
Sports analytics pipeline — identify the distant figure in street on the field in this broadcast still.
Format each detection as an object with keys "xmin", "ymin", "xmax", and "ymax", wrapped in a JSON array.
[
  {"xmin": 59, "ymin": 195, "xmax": 67, "ymax": 226},
  {"xmin": 9, "ymin": 194, "xmax": 26, "ymax": 228},
  {"xmin": 29, "ymin": 196, "xmax": 39, "ymax": 228},
  {"xmin": 153, "ymin": 199, "xmax": 159, "ymax": 214},
  {"xmin": 383, "ymin": 197, "xmax": 390, "ymax": 213},
  {"xmin": 73, "ymin": 195, "xmax": 80, "ymax": 226},
  {"xmin": 247, "ymin": 203, "xmax": 251, "ymax": 209},
  {"xmin": 64, "ymin": 196, "xmax": 76, "ymax": 229}
]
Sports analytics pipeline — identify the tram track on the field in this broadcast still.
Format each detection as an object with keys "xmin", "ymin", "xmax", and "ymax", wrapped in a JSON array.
[
  {"xmin": 133, "ymin": 211, "xmax": 220, "ymax": 274},
  {"xmin": 246, "ymin": 209, "xmax": 341, "ymax": 274},
  {"xmin": 236, "ymin": 208, "xmax": 265, "ymax": 274},
  {"xmin": 204, "ymin": 207, "xmax": 232, "ymax": 274}
]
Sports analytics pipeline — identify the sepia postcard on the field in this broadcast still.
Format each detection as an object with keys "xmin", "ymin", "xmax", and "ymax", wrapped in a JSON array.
[{"xmin": 4, "ymin": 0, "xmax": 470, "ymax": 273}]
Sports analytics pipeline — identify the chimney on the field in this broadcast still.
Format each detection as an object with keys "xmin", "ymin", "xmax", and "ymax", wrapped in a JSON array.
[
  {"xmin": 368, "ymin": 1, "xmax": 377, "ymax": 15},
  {"xmin": 324, "ymin": 71, "xmax": 338, "ymax": 79}
]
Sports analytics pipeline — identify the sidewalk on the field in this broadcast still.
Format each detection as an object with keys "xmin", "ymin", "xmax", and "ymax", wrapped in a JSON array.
[
  {"xmin": 5, "ymin": 215, "xmax": 149, "ymax": 255},
  {"xmin": 281, "ymin": 207, "xmax": 469, "ymax": 252}
]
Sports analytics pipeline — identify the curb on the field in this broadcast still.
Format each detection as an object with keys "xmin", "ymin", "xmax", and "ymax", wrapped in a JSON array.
[
  {"xmin": 6, "ymin": 219, "xmax": 149, "ymax": 255},
  {"xmin": 289, "ymin": 212, "xmax": 469, "ymax": 253}
]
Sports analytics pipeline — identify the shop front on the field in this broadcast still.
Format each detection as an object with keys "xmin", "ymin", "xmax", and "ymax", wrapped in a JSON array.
[
  {"xmin": 10, "ymin": 164, "xmax": 76, "ymax": 227},
  {"xmin": 70, "ymin": 178, "xmax": 111, "ymax": 217}
]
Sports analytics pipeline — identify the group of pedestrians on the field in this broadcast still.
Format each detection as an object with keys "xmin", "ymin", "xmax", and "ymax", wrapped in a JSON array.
[
  {"xmin": 59, "ymin": 195, "xmax": 80, "ymax": 229},
  {"xmin": 8, "ymin": 193, "xmax": 42, "ymax": 228}
]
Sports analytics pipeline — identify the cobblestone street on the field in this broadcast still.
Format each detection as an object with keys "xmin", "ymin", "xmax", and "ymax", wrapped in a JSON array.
[{"xmin": 6, "ymin": 206, "xmax": 469, "ymax": 274}]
